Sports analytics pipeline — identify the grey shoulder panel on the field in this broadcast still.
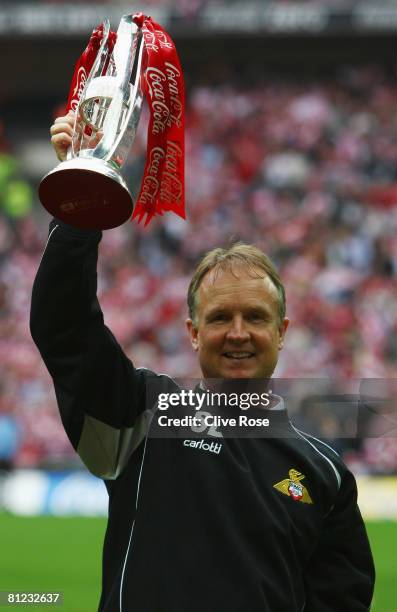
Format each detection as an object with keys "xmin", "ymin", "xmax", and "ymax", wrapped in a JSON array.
[{"xmin": 77, "ymin": 409, "xmax": 153, "ymax": 480}]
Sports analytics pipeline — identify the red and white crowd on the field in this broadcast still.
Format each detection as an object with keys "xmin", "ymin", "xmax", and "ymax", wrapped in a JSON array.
[{"xmin": 0, "ymin": 65, "xmax": 396, "ymax": 472}]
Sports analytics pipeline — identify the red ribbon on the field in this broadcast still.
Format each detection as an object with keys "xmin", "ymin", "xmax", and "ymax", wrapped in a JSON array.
[
  {"xmin": 65, "ymin": 15, "xmax": 185, "ymax": 228},
  {"xmin": 132, "ymin": 13, "xmax": 185, "ymax": 226}
]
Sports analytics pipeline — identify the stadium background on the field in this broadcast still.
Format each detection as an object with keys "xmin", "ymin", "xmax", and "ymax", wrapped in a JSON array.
[{"xmin": 0, "ymin": 0, "xmax": 396, "ymax": 610}]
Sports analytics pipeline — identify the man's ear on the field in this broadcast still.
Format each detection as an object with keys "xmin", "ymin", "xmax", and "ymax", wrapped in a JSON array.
[
  {"xmin": 278, "ymin": 317, "xmax": 290, "ymax": 350},
  {"xmin": 186, "ymin": 318, "xmax": 199, "ymax": 351}
]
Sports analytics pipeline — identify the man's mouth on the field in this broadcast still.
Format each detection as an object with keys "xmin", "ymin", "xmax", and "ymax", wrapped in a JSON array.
[{"xmin": 223, "ymin": 352, "xmax": 255, "ymax": 360}]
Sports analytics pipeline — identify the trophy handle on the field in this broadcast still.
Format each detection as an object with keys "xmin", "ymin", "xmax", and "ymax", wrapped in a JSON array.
[
  {"xmin": 98, "ymin": 30, "xmax": 144, "ymax": 164},
  {"xmin": 111, "ymin": 33, "xmax": 144, "ymax": 163},
  {"xmin": 70, "ymin": 18, "xmax": 111, "ymax": 159},
  {"xmin": 91, "ymin": 16, "xmax": 142, "ymax": 162},
  {"xmin": 89, "ymin": 18, "xmax": 111, "ymax": 80}
]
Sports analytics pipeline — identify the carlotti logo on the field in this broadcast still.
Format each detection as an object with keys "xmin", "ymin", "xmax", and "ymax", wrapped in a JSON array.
[{"xmin": 183, "ymin": 439, "xmax": 222, "ymax": 455}]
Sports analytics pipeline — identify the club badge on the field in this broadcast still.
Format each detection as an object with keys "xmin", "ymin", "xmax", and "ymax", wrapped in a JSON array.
[{"xmin": 273, "ymin": 469, "xmax": 313, "ymax": 504}]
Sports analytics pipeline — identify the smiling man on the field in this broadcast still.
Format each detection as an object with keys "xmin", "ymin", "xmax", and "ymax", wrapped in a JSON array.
[
  {"xmin": 30, "ymin": 113, "xmax": 374, "ymax": 612},
  {"xmin": 186, "ymin": 246, "xmax": 289, "ymax": 380}
]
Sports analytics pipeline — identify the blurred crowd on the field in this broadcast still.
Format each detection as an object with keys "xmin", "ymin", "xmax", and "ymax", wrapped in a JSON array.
[
  {"xmin": 0, "ymin": 64, "xmax": 396, "ymax": 473},
  {"xmin": 28, "ymin": 0, "xmax": 354, "ymax": 16}
]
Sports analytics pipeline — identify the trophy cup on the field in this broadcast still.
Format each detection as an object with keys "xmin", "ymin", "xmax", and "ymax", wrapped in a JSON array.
[{"xmin": 39, "ymin": 16, "xmax": 145, "ymax": 230}]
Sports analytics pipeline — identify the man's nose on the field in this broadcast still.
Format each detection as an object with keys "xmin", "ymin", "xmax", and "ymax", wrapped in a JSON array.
[{"xmin": 226, "ymin": 316, "xmax": 250, "ymax": 342}]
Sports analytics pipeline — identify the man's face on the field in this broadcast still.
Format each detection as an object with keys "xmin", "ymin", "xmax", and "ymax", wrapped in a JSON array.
[{"xmin": 186, "ymin": 265, "xmax": 289, "ymax": 379}]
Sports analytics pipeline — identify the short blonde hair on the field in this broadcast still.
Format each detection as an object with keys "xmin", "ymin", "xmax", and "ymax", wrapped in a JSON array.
[{"xmin": 187, "ymin": 243, "xmax": 286, "ymax": 326}]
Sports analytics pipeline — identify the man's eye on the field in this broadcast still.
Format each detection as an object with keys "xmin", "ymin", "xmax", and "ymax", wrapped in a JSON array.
[
  {"xmin": 210, "ymin": 314, "xmax": 227, "ymax": 322},
  {"xmin": 248, "ymin": 313, "xmax": 265, "ymax": 321}
]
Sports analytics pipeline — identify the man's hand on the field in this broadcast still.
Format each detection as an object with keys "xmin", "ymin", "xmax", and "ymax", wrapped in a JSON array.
[
  {"xmin": 50, "ymin": 110, "xmax": 75, "ymax": 161},
  {"xmin": 50, "ymin": 109, "xmax": 104, "ymax": 162}
]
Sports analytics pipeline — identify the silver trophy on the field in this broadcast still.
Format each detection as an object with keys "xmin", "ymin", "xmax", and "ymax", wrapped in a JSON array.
[{"xmin": 39, "ymin": 16, "xmax": 145, "ymax": 230}]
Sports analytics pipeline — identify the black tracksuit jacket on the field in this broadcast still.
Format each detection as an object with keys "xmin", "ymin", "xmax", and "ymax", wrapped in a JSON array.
[{"xmin": 30, "ymin": 220, "xmax": 375, "ymax": 612}]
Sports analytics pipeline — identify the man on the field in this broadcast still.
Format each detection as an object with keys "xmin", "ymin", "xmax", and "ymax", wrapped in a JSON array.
[{"xmin": 30, "ymin": 113, "xmax": 374, "ymax": 611}]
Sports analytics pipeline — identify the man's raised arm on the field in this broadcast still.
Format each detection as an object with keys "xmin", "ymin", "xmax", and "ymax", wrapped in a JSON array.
[{"xmin": 30, "ymin": 114, "xmax": 150, "ymax": 479}]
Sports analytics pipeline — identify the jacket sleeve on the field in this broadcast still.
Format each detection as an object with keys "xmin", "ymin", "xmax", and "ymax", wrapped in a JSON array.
[
  {"xmin": 303, "ymin": 469, "xmax": 375, "ymax": 611},
  {"xmin": 30, "ymin": 220, "xmax": 152, "ymax": 480}
]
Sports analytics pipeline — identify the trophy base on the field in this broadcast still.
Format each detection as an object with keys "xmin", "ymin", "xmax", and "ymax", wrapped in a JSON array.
[{"xmin": 39, "ymin": 158, "xmax": 134, "ymax": 230}]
